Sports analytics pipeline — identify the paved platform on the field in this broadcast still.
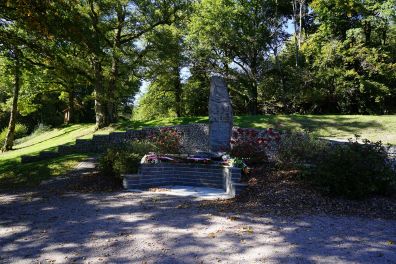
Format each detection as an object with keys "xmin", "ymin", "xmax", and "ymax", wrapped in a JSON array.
[{"xmin": 128, "ymin": 185, "xmax": 233, "ymax": 200}]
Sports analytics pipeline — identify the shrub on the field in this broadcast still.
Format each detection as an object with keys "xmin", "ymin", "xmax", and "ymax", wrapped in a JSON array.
[
  {"xmin": 230, "ymin": 128, "xmax": 272, "ymax": 164},
  {"xmin": 99, "ymin": 141, "xmax": 157, "ymax": 181},
  {"xmin": 0, "ymin": 123, "xmax": 28, "ymax": 146},
  {"xmin": 307, "ymin": 139, "xmax": 396, "ymax": 199},
  {"xmin": 230, "ymin": 142, "xmax": 268, "ymax": 164},
  {"xmin": 275, "ymin": 132, "xmax": 329, "ymax": 168},
  {"xmin": 147, "ymin": 127, "xmax": 182, "ymax": 154}
]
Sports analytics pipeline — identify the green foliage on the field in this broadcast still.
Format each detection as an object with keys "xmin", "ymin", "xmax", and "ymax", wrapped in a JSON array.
[
  {"xmin": 133, "ymin": 81, "xmax": 178, "ymax": 120},
  {"xmin": 182, "ymin": 69, "xmax": 210, "ymax": 116},
  {"xmin": 148, "ymin": 128, "xmax": 182, "ymax": 154},
  {"xmin": 230, "ymin": 128, "xmax": 270, "ymax": 164},
  {"xmin": 187, "ymin": 0, "xmax": 291, "ymax": 114},
  {"xmin": 2, "ymin": 0, "xmax": 396, "ymax": 122},
  {"xmin": 277, "ymin": 133, "xmax": 396, "ymax": 199},
  {"xmin": 307, "ymin": 139, "xmax": 396, "ymax": 199},
  {"xmin": 0, "ymin": 123, "xmax": 28, "ymax": 146},
  {"xmin": 276, "ymin": 132, "xmax": 329, "ymax": 167},
  {"xmin": 99, "ymin": 141, "xmax": 157, "ymax": 179}
]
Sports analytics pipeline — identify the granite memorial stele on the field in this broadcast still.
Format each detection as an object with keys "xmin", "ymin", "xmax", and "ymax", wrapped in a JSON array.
[{"xmin": 209, "ymin": 76, "xmax": 233, "ymax": 153}]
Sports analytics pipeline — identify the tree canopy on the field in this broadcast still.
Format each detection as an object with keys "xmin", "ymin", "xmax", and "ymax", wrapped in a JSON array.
[{"xmin": 0, "ymin": 0, "xmax": 395, "ymax": 149}]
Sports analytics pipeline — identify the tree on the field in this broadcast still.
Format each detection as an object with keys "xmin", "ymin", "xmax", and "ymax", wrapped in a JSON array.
[
  {"xmin": 300, "ymin": 0, "xmax": 396, "ymax": 113},
  {"xmin": 2, "ymin": 0, "xmax": 189, "ymax": 129},
  {"xmin": 188, "ymin": 0, "xmax": 291, "ymax": 115},
  {"xmin": 143, "ymin": 22, "xmax": 187, "ymax": 117},
  {"xmin": 1, "ymin": 48, "xmax": 21, "ymax": 151}
]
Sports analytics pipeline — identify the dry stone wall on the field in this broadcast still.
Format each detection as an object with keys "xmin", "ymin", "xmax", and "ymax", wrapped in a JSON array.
[
  {"xmin": 20, "ymin": 124, "xmax": 396, "ymax": 170},
  {"xmin": 21, "ymin": 124, "xmax": 282, "ymax": 163}
]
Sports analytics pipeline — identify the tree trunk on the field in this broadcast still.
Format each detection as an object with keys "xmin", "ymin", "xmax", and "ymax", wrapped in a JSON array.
[
  {"xmin": 107, "ymin": 55, "xmax": 118, "ymax": 124},
  {"xmin": 66, "ymin": 89, "xmax": 75, "ymax": 124},
  {"xmin": 364, "ymin": 21, "xmax": 371, "ymax": 45},
  {"xmin": 94, "ymin": 58, "xmax": 108, "ymax": 130},
  {"xmin": 173, "ymin": 66, "xmax": 182, "ymax": 117},
  {"xmin": 248, "ymin": 83, "xmax": 258, "ymax": 115},
  {"xmin": 2, "ymin": 49, "xmax": 21, "ymax": 152},
  {"xmin": 106, "ymin": 6, "xmax": 125, "ymax": 124},
  {"xmin": 292, "ymin": 0, "xmax": 299, "ymax": 66},
  {"xmin": 248, "ymin": 54, "xmax": 259, "ymax": 115},
  {"xmin": 298, "ymin": 0, "xmax": 304, "ymax": 48}
]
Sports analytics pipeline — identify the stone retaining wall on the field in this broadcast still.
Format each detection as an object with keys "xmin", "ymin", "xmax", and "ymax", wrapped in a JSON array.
[
  {"xmin": 122, "ymin": 163, "xmax": 246, "ymax": 196},
  {"xmin": 22, "ymin": 124, "xmax": 280, "ymax": 163},
  {"xmin": 21, "ymin": 123, "xmax": 396, "ymax": 167}
]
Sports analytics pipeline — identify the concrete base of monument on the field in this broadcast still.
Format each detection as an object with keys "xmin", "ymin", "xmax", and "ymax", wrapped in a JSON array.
[{"xmin": 126, "ymin": 185, "xmax": 234, "ymax": 200}]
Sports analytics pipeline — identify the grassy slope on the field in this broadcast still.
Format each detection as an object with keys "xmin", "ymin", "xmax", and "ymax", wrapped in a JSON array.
[
  {"xmin": 118, "ymin": 115, "xmax": 396, "ymax": 144},
  {"xmin": 0, "ymin": 124, "xmax": 95, "ymax": 189},
  {"xmin": 0, "ymin": 154, "xmax": 89, "ymax": 189},
  {"xmin": 1, "ymin": 115, "xmax": 395, "ymax": 189}
]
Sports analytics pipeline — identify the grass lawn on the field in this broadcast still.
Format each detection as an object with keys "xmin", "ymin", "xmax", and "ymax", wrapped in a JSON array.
[
  {"xmin": 0, "ymin": 154, "xmax": 89, "ymax": 189},
  {"xmin": 0, "ymin": 124, "xmax": 94, "ymax": 190},
  {"xmin": 120, "ymin": 115, "xmax": 396, "ymax": 144},
  {"xmin": 0, "ymin": 114, "xmax": 395, "ymax": 189}
]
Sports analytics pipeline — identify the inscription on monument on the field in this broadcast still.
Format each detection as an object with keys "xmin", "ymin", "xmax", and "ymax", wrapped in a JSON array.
[{"xmin": 209, "ymin": 76, "xmax": 233, "ymax": 152}]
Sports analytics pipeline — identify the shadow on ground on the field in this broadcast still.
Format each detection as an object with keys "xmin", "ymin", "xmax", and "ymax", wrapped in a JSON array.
[{"xmin": 0, "ymin": 191, "xmax": 395, "ymax": 263}]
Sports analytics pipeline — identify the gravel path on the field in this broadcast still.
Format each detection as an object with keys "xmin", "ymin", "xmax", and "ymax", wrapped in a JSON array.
[{"xmin": 1, "ymin": 191, "xmax": 395, "ymax": 264}]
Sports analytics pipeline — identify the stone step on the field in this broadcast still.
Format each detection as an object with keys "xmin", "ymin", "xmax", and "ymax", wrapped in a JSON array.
[
  {"xmin": 39, "ymin": 151, "xmax": 60, "ymax": 159},
  {"xmin": 233, "ymin": 182, "xmax": 248, "ymax": 195},
  {"xmin": 21, "ymin": 155, "xmax": 41, "ymax": 163}
]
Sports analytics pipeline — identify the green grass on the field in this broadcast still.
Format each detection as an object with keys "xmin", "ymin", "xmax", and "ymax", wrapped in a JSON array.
[
  {"xmin": 0, "ymin": 114, "xmax": 395, "ymax": 189},
  {"xmin": 233, "ymin": 115, "xmax": 396, "ymax": 144},
  {"xmin": 125, "ymin": 115, "xmax": 396, "ymax": 144},
  {"xmin": 0, "ymin": 124, "xmax": 95, "ymax": 161},
  {"xmin": 0, "ymin": 124, "xmax": 94, "ymax": 190},
  {"xmin": 0, "ymin": 154, "xmax": 89, "ymax": 189}
]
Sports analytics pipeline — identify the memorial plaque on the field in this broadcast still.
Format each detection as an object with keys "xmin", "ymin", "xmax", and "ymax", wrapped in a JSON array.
[{"xmin": 209, "ymin": 76, "xmax": 233, "ymax": 152}]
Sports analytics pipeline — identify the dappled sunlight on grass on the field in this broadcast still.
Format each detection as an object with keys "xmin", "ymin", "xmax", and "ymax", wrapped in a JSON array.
[
  {"xmin": 0, "ymin": 114, "xmax": 394, "ymax": 190},
  {"xmin": 0, "ymin": 124, "xmax": 95, "ymax": 161},
  {"xmin": 129, "ymin": 115, "xmax": 395, "ymax": 143},
  {"xmin": 123, "ymin": 116, "xmax": 209, "ymax": 130},
  {"xmin": 0, "ymin": 154, "xmax": 88, "ymax": 189},
  {"xmin": 2, "ymin": 115, "xmax": 392, "ymax": 165},
  {"xmin": 234, "ymin": 115, "xmax": 395, "ymax": 143}
]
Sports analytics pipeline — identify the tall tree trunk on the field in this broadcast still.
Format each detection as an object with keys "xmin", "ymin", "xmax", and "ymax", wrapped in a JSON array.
[
  {"xmin": 2, "ymin": 49, "xmax": 21, "ymax": 152},
  {"xmin": 364, "ymin": 21, "xmax": 371, "ymax": 45},
  {"xmin": 66, "ymin": 89, "xmax": 75, "ymax": 124},
  {"xmin": 292, "ymin": 0, "xmax": 299, "ymax": 66},
  {"xmin": 298, "ymin": 0, "xmax": 304, "ymax": 48},
  {"xmin": 107, "ymin": 55, "xmax": 118, "ymax": 124},
  {"xmin": 94, "ymin": 58, "xmax": 107, "ymax": 130},
  {"xmin": 173, "ymin": 66, "xmax": 182, "ymax": 117},
  {"xmin": 106, "ymin": 5, "xmax": 125, "ymax": 124},
  {"xmin": 248, "ymin": 83, "xmax": 258, "ymax": 115},
  {"xmin": 249, "ymin": 55, "xmax": 259, "ymax": 115}
]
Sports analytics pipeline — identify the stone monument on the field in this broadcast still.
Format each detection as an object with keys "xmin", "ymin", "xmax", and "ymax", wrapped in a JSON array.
[{"xmin": 209, "ymin": 76, "xmax": 233, "ymax": 152}]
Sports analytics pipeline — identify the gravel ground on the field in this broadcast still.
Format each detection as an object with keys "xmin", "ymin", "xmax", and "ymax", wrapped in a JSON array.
[{"xmin": 1, "ymin": 190, "xmax": 396, "ymax": 264}]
